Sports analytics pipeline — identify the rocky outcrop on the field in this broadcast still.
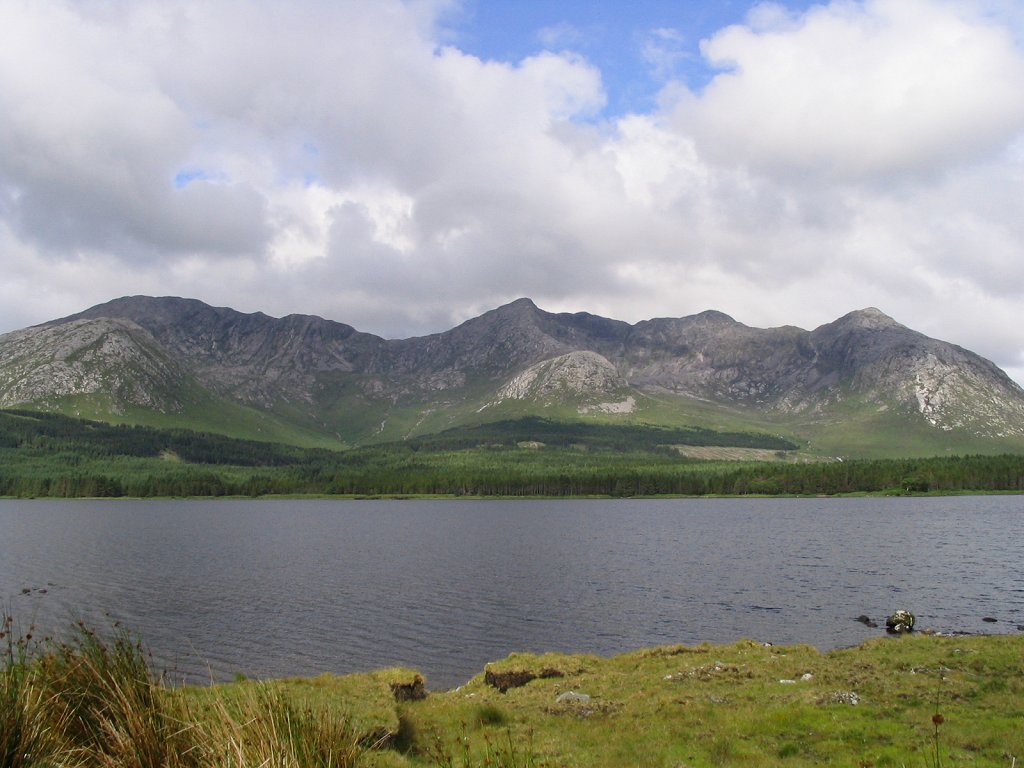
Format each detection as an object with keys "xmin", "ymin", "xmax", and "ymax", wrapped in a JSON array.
[
  {"xmin": 490, "ymin": 351, "xmax": 628, "ymax": 404},
  {"xmin": 0, "ymin": 317, "xmax": 189, "ymax": 413}
]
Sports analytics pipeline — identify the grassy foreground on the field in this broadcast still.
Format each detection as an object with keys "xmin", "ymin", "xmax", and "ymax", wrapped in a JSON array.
[{"xmin": 3, "ymin": 616, "xmax": 1022, "ymax": 767}]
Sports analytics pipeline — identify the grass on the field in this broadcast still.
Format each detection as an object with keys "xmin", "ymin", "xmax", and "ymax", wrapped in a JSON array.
[
  {"xmin": 6, "ymin": 611, "xmax": 1021, "ymax": 767},
  {"xmin": 403, "ymin": 635, "xmax": 1024, "ymax": 767},
  {"xmin": 1, "ymin": 615, "xmax": 63, "ymax": 768},
  {"xmin": 42, "ymin": 391, "xmax": 348, "ymax": 450},
  {"xmin": 0, "ymin": 614, "xmax": 365, "ymax": 767}
]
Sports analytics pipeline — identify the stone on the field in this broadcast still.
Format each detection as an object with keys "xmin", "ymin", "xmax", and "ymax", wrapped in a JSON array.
[
  {"xmin": 819, "ymin": 691, "xmax": 860, "ymax": 706},
  {"xmin": 856, "ymin": 615, "xmax": 878, "ymax": 628},
  {"xmin": 555, "ymin": 691, "xmax": 591, "ymax": 703},
  {"xmin": 885, "ymin": 609, "xmax": 915, "ymax": 634}
]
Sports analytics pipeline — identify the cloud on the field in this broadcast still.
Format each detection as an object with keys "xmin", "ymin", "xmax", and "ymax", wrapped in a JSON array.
[
  {"xmin": 0, "ymin": 0, "xmax": 1023, "ymax": 384},
  {"xmin": 641, "ymin": 27, "xmax": 689, "ymax": 82},
  {"xmin": 673, "ymin": 0, "xmax": 1024, "ymax": 179},
  {"xmin": 537, "ymin": 21, "xmax": 587, "ymax": 50}
]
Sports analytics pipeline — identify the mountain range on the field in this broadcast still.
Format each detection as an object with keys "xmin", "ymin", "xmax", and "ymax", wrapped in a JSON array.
[{"xmin": 2, "ymin": 295, "xmax": 1023, "ymax": 458}]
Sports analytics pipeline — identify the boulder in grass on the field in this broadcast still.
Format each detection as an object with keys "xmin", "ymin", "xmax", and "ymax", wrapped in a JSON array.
[
  {"xmin": 886, "ymin": 609, "xmax": 915, "ymax": 633},
  {"xmin": 555, "ymin": 691, "xmax": 591, "ymax": 703}
]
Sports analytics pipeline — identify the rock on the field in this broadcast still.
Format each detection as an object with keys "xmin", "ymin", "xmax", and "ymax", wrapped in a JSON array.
[
  {"xmin": 555, "ymin": 691, "xmax": 591, "ymax": 703},
  {"xmin": 982, "ymin": 617, "xmax": 998, "ymax": 623},
  {"xmin": 886, "ymin": 609, "xmax": 916, "ymax": 634},
  {"xmin": 819, "ymin": 691, "xmax": 860, "ymax": 706},
  {"xmin": 856, "ymin": 615, "xmax": 878, "ymax": 628}
]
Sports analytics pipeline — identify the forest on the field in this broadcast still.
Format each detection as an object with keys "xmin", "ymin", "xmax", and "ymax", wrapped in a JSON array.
[{"xmin": 2, "ymin": 408, "xmax": 1024, "ymax": 498}]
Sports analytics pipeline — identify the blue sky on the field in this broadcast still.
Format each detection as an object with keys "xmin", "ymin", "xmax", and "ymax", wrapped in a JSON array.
[
  {"xmin": 446, "ymin": 0, "xmax": 820, "ymax": 114},
  {"xmin": 2, "ymin": 0, "xmax": 1024, "ymax": 384}
]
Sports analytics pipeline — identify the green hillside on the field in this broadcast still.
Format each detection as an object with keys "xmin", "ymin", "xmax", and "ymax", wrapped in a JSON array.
[{"xmin": 3, "ymin": 409, "xmax": 1024, "ymax": 498}]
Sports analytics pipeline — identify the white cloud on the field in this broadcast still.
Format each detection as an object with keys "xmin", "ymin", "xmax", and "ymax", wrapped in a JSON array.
[
  {"xmin": 0, "ymin": 0, "xmax": 1023, "ymax": 385},
  {"xmin": 674, "ymin": 0, "xmax": 1024, "ymax": 179}
]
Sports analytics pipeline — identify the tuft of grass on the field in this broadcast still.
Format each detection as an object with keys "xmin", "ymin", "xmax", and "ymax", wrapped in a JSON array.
[
  {"xmin": 1, "ymin": 613, "xmax": 366, "ymax": 768},
  {"xmin": 426, "ymin": 725, "xmax": 539, "ymax": 768},
  {"xmin": 189, "ymin": 683, "xmax": 363, "ymax": 768},
  {"xmin": 36, "ymin": 619, "xmax": 191, "ymax": 767},
  {"xmin": 1, "ymin": 615, "xmax": 68, "ymax": 768}
]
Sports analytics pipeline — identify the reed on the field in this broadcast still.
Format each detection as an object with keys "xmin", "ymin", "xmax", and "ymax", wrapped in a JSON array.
[
  {"xmin": 35, "ymin": 620, "xmax": 192, "ymax": 767},
  {"xmin": 187, "ymin": 683, "xmax": 362, "ymax": 768},
  {"xmin": 1, "ymin": 615, "xmax": 67, "ymax": 768},
  {"xmin": 1, "ymin": 613, "xmax": 363, "ymax": 768}
]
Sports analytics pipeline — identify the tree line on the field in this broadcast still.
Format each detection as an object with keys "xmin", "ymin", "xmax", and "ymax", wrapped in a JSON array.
[{"xmin": 3, "ymin": 448, "xmax": 1024, "ymax": 498}]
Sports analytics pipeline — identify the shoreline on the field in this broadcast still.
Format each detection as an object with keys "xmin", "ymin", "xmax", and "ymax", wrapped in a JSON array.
[
  {"xmin": 3, "ymin": 488, "xmax": 1024, "ymax": 501},
  {"xmin": 177, "ymin": 632, "xmax": 1024, "ymax": 766}
]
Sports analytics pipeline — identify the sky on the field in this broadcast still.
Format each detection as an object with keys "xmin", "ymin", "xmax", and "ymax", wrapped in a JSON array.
[{"xmin": 2, "ymin": 0, "xmax": 1024, "ymax": 382}]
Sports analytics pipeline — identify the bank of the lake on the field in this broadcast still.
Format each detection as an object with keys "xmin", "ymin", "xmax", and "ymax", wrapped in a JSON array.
[
  {"xmin": 241, "ymin": 632, "xmax": 1024, "ymax": 767},
  {"xmin": 5, "ymin": 614, "xmax": 1022, "ymax": 767}
]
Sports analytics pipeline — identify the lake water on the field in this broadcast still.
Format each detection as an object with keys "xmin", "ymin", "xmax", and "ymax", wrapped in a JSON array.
[{"xmin": 1, "ymin": 497, "xmax": 1021, "ymax": 689}]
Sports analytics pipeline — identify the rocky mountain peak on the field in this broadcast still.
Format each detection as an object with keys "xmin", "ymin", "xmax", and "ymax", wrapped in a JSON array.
[
  {"xmin": 691, "ymin": 309, "xmax": 737, "ymax": 325},
  {"xmin": 498, "ymin": 297, "xmax": 540, "ymax": 313},
  {"xmin": 825, "ymin": 307, "xmax": 905, "ymax": 332}
]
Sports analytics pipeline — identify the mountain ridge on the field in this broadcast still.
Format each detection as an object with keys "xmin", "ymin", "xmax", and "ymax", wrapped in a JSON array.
[{"xmin": 4, "ymin": 295, "xmax": 1024, "ymax": 457}]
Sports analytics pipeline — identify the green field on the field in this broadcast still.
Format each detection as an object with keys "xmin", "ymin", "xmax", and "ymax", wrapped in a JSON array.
[{"xmin": 4, "ymin": 613, "xmax": 1022, "ymax": 767}]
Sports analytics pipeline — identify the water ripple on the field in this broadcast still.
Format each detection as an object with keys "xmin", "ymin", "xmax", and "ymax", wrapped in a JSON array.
[{"xmin": 1, "ymin": 496, "xmax": 1022, "ymax": 689}]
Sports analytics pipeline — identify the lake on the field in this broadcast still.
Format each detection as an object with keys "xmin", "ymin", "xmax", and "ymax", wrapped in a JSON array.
[{"xmin": 1, "ymin": 496, "xmax": 1021, "ymax": 689}]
